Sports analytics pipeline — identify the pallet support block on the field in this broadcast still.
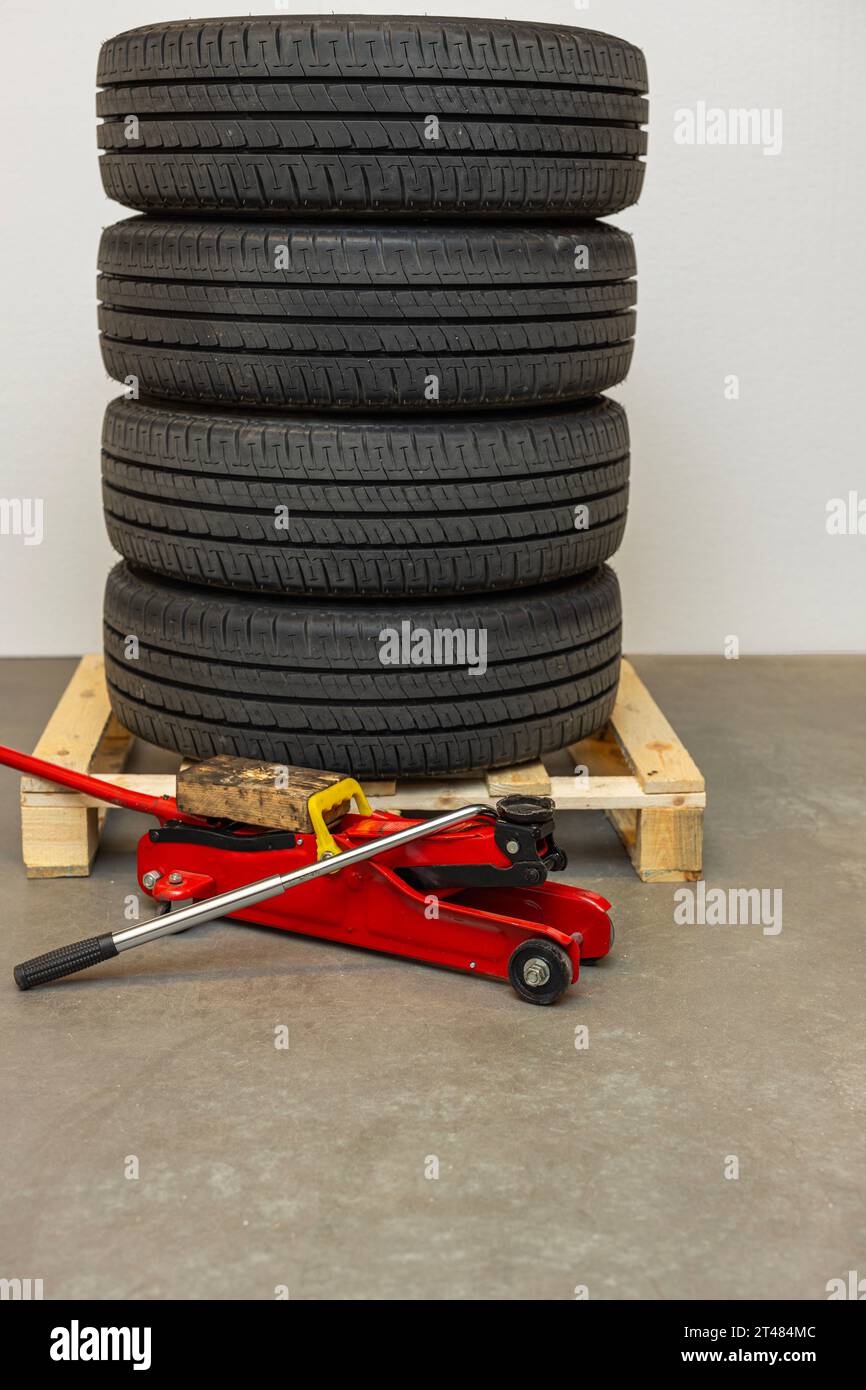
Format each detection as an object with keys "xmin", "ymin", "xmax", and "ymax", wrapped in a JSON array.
[
  {"xmin": 20, "ymin": 654, "xmax": 134, "ymax": 877},
  {"xmin": 606, "ymin": 807, "xmax": 703, "ymax": 883},
  {"xmin": 601, "ymin": 662, "xmax": 705, "ymax": 882}
]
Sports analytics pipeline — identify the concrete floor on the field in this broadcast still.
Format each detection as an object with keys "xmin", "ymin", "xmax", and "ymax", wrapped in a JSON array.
[{"xmin": 1, "ymin": 656, "xmax": 864, "ymax": 1301}]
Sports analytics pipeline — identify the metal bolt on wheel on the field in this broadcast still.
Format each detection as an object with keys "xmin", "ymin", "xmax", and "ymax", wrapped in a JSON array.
[{"xmin": 523, "ymin": 957, "xmax": 551, "ymax": 988}]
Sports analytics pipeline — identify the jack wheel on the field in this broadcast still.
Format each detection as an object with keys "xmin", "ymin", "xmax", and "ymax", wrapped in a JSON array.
[{"xmin": 508, "ymin": 938, "xmax": 574, "ymax": 1006}]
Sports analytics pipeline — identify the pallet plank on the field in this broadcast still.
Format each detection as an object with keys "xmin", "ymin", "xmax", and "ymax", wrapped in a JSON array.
[
  {"xmin": 22, "ymin": 772, "xmax": 705, "ymax": 813},
  {"xmin": 21, "ymin": 781, "xmax": 176, "ymax": 809},
  {"xmin": 20, "ymin": 656, "xmax": 133, "ymax": 878},
  {"xmin": 372, "ymin": 781, "xmax": 487, "ymax": 812},
  {"xmin": 610, "ymin": 660, "xmax": 705, "ymax": 794},
  {"xmin": 21, "ymin": 655, "xmax": 122, "ymax": 781},
  {"xmin": 547, "ymin": 776, "xmax": 704, "ymax": 810}
]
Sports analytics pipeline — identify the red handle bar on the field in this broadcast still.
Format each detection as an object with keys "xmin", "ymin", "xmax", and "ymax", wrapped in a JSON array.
[{"xmin": 0, "ymin": 743, "xmax": 205, "ymax": 826}]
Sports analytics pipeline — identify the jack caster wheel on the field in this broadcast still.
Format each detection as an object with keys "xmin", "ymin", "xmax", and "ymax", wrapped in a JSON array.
[{"xmin": 508, "ymin": 938, "xmax": 574, "ymax": 1006}]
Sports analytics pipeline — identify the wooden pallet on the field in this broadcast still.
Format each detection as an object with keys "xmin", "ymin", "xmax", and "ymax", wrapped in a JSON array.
[{"xmin": 19, "ymin": 655, "xmax": 705, "ymax": 882}]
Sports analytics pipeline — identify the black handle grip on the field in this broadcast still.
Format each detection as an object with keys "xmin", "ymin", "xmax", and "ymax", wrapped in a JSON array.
[{"xmin": 14, "ymin": 933, "xmax": 118, "ymax": 990}]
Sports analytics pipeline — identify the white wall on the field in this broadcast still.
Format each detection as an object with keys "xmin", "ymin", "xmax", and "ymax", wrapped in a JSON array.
[{"xmin": 0, "ymin": 0, "xmax": 864, "ymax": 655}]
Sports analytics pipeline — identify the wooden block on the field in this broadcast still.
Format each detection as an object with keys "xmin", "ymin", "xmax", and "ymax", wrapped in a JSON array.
[
  {"xmin": 176, "ymin": 756, "xmax": 347, "ymax": 832},
  {"xmin": 360, "ymin": 779, "xmax": 398, "ymax": 798},
  {"xmin": 485, "ymin": 761, "xmax": 551, "ymax": 799},
  {"xmin": 607, "ymin": 806, "xmax": 703, "ymax": 883},
  {"xmin": 610, "ymin": 660, "xmax": 704, "ymax": 795},
  {"xmin": 636, "ymin": 808, "xmax": 703, "ymax": 875}
]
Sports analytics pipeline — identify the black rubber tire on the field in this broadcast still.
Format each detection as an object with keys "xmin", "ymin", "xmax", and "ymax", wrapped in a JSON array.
[
  {"xmin": 98, "ymin": 218, "xmax": 636, "ymax": 410},
  {"xmin": 103, "ymin": 563, "xmax": 622, "ymax": 777},
  {"xmin": 507, "ymin": 938, "xmax": 574, "ymax": 1005},
  {"xmin": 97, "ymin": 16, "xmax": 647, "ymax": 218},
  {"xmin": 101, "ymin": 396, "xmax": 629, "ymax": 598}
]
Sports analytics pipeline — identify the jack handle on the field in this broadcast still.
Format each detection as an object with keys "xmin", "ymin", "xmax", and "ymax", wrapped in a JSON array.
[{"xmin": 0, "ymin": 742, "xmax": 205, "ymax": 825}]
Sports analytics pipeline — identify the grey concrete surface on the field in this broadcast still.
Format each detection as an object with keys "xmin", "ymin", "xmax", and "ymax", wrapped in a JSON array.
[{"xmin": 1, "ymin": 656, "xmax": 864, "ymax": 1301}]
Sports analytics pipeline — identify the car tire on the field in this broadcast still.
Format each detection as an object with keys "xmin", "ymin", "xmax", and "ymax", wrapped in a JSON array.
[
  {"xmin": 101, "ymin": 395, "xmax": 630, "ymax": 597},
  {"xmin": 97, "ymin": 16, "xmax": 647, "ymax": 218},
  {"xmin": 104, "ymin": 561, "xmax": 623, "ymax": 777},
  {"xmin": 98, "ymin": 217, "xmax": 636, "ymax": 410}
]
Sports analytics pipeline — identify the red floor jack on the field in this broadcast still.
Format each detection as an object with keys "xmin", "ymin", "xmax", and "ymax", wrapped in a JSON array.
[{"xmin": 1, "ymin": 745, "xmax": 614, "ymax": 1004}]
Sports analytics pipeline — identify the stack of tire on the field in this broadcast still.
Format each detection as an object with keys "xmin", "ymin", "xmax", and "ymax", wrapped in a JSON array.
[{"xmin": 97, "ymin": 16, "xmax": 646, "ymax": 777}]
